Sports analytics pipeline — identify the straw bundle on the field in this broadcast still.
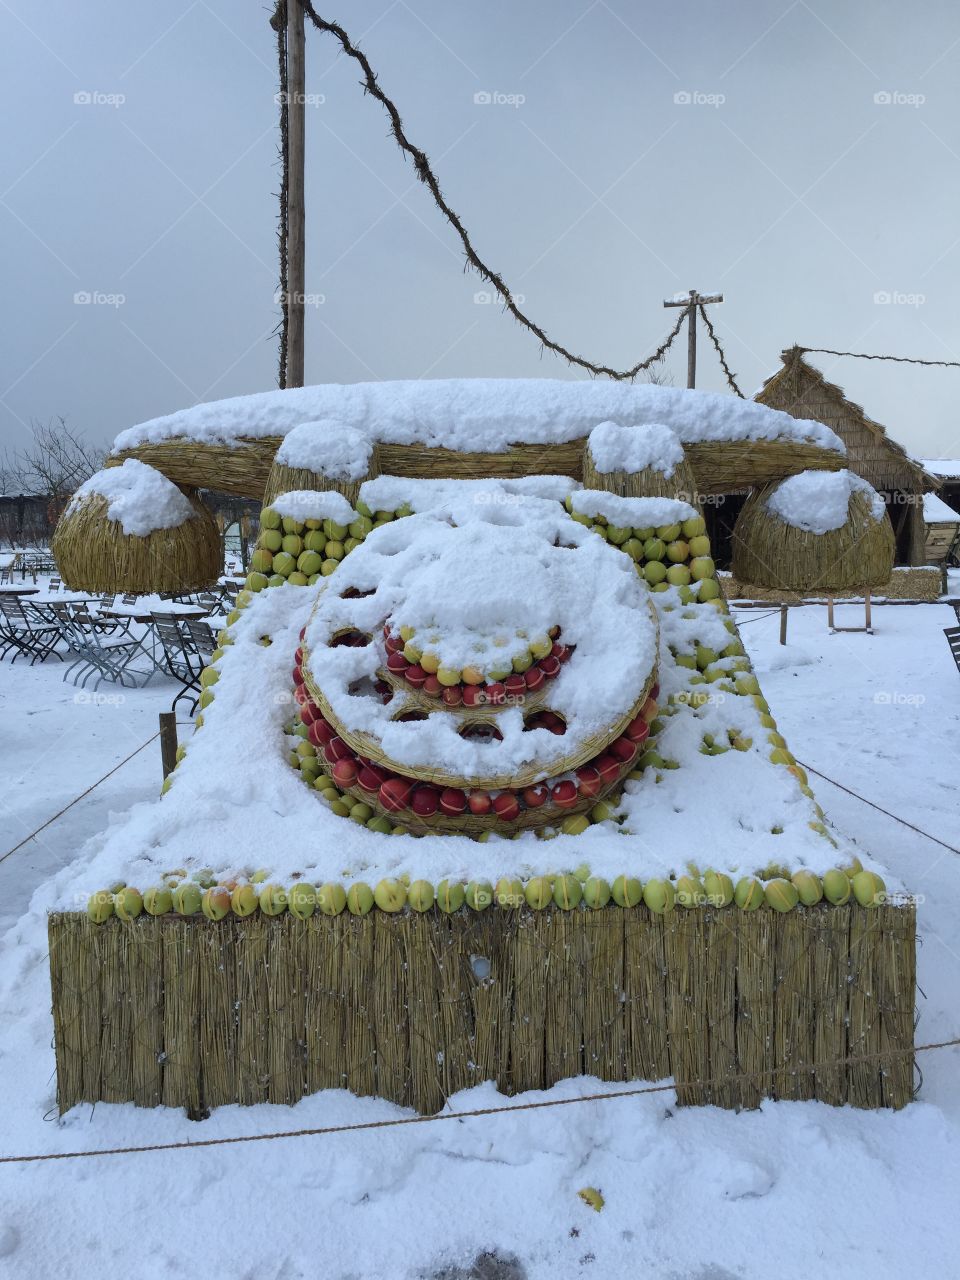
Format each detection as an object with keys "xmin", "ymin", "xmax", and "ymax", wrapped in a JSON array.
[
  {"xmin": 48, "ymin": 900, "xmax": 916, "ymax": 1117},
  {"xmin": 53, "ymin": 488, "xmax": 222, "ymax": 593},
  {"xmin": 731, "ymin": 485, "xmax": 895, "ymax": 592},
  {"xmin": 108, "ymin": 437, "xmax": 282, "ymax": 501},
  {"xmin": 582, "ymin": 438, "xmax": 699, "ymax": 504},
  {"xmin": 375, "ymin": 440, "xmax": 585, "ymax": 481},
  {"xmin": 263, "ymin": 443, "xmax": 382, "ymax": 508}
]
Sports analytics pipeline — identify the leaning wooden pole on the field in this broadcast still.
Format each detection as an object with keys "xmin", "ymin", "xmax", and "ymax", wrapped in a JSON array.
[{"xmin": 286, "ymin": 0, "xmax": 306, "ymax": 388}]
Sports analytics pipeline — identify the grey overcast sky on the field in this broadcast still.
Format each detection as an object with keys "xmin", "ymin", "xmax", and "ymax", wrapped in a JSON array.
[{"xmin": 3, "ymin": 0, "xmax": 960, "ymax": 463}]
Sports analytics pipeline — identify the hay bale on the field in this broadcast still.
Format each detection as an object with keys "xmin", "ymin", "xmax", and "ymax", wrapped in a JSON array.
[
  {"xmin": 262, "ymin": 421, "xmax": 379, "ymax": 507},
  {"xmin": 53, "ymin": 461, "xmax": 221, "ymax": 593},
  {"xmin": 582, "ymin": 421, "xmax": 699, "ymax": 503},
  {"xmin": 732, "ymin": 470, "xmax": 895, "ymax": 592}
]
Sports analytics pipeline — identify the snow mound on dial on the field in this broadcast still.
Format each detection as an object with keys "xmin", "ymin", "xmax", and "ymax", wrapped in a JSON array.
[
  {"xmin": 304, "ymin": 512, "xmax": 658, "ymax": 782},
  {"xmin": 587, "ymin": 421, "xmax": 685, "ymax": 476}
]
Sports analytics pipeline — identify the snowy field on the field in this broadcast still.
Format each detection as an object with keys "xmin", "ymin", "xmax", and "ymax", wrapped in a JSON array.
[{"xmin": 1, "ymin": 590, "xmax": 958, "ymax": 1279}]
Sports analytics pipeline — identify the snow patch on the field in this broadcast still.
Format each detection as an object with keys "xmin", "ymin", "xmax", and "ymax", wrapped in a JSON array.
[
  {"xmin": 587, "ymin": 420, "xmax": 685, "ymax": 476},
  {"xmin": 67, "ymin": 459, "xmax": 193, "ymax": 537},
  {"xmin": 767, "ymin": 469, "xmax": 886, "ymax": 534},
  {"xmin": 275, "ymin": 420, "xmax": 373, "ymax": 480}
]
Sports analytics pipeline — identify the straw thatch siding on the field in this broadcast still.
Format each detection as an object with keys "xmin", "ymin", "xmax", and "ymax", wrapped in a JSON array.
[
  {"xmin": 109, "ymin": 434, "xmax": 845, "ymax": 503},
  {"xmin": 731, "ymin": 485, "xmax": 895, "ymax": 592},
  {"xmin": 48, "ymin": 903, "xmax": 915, "ymax": 1116},
  {"xmin": 757, "ymin": 348, "xmax": 938, "ymax": 565},
  {"xmin": 582, "ymin": 440, "xmax": 699, "ymax": 502},
  {"xmin": 262, "ymin": 446, "xmax": 382, "ymax": 509},
  {"xmin": 719, "ymin": 565, "xmax": 943, "ymax": 603},
  {"xmin": 52, "ymin": 489, "xmax": 222, "ymax": 593}
]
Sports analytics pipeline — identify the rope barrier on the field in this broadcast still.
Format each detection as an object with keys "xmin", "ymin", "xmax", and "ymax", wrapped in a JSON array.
[
  {"xmin": 698, "ymin": 303, "xmax": 744, "ymax": 397},
  {"xmin": 0, "ymin": 732, "xmax": 160, "ymax": 867},
  {"xmin": 798, "ymin": 347, "xmax": 960, "ymax": 370},
  {"xmin": 274, "ymin": 4, "xmax": 692, "ymax": 382},
  {"xmin": 794, "ymin": 762, "xmax": 960, "ymax": 857},
  {"xmin": 3, "ymin": 1036, "xmax": 957, "ymax": 1165}
]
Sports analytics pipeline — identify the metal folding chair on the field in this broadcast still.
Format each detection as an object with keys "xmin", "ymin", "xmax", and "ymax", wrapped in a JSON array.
[
  {"xmin": 0, "ymin": 597, "xmax": 62, "ymax": 664},
  {"xmin": 945, "ymin": 626, "xmax": 960, "ymax": 676},
  {"xmin": 152, "ymin": 613, "xmax": 207, "ymax": 713},
  {"xmin": 51, "ymin": 602, "xmax": 150, "ymax": 688}
]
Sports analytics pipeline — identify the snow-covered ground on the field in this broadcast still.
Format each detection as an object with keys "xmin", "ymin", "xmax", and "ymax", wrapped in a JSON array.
[{"xmin": 1, "ymin": 593, "xmax": 958, "ymax": 1279}]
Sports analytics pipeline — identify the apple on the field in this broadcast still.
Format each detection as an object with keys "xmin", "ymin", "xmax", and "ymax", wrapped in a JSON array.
[
  {"xmin": 462, "ymin": 684, "xmax": 484, "ymax": 708},
  {"xmin": 327, "ymin": 737, "xmax": 353, "ymax": 762},
  {"xmin": 640, "ymin": 696, "xmax": 659, "ymax": 723},
  {"xmin": 379, "ymin": 777, "xmax": 412, "ymax": 812},
  {"xmin": 442, "ymin": 686, "xmax": 463, "ymax": 708},
  {"xmin": 357, "ymin": 764, "xmax": 386, "ymax": 793},
  {"xmin": 622, "ymin": 537, "xmax": 644, "ymax": 561},
  {"xmin": 687, "ymin": 534, "xmax": 711, "ymax": 557},
  {"xmin": 402, "ymin": 640, "xmax": 422, "ymax": 664},
  {"xmin": 666, "ymin": 564, "xmax": 691, "ymax": 587},
  {"xmin": 512, "ymin": 651, "xmax": 533, "ymax": 674},
  {"xmin": 523, "ymin": 783, "xmax": 548, "ymax": 808},
  {"xmin": 595, "ymin": 754, "xmax": 620, "ymax": 784},
  {"xmin": 405, "ymin": 664, "xmax": 427, "ymax": 689},
  {"xmin": 529, "ymin": 635, "xmax": 552, "ymax": 659},
  {"xmin": 690, "ymin": 556, "xmax": 716, "ymax": 581},
  {"xmin": 540, "ymin": 711, "xmax": 566, "ymax": 735},
  {"xmin": 485, "ymin": 682, "xmax": 506, "ymax": 705},
  {"xmin": 468, "ymin": 790, "xmax": 492, "ymax": 815},
  {"xmin": 410, "ymin": 785, "xmax": 440, "ymax": 817},
  {"xmin": 492, "ymin": 792, "xmax": 520, "ymax": 820},
  {"xmin": 524, "ymin": 666, "xmax": 545, "ymax": 692},
  {"xmin": 504, "ymin": 674, "xmax": 526, "ymax": 700},
  {"xmin": 539, "ymin": 655, "xmax": 561, "ymax": 679},
  {"xmin": 386, "ymin": 651, "xmax": 408, "ymax": 674},
  {"xmin": 422, "ymin": 675, "xmax": 442, "ymax": 698},
  {"xmin": 462, "ymin": 665, "xmax": 484, "ymax": 685},
  {"xmin": 624, "ymin": 716, "xmax": 650, "ymax": 744},
  {"xmin": 250, "ymin": 548, "xmax": 274, "ymax": 574},
  {"xmin": 666, "ymin": 540, "xmax": 689, "ymax": 563},
  {"xmin": 332, "ymin": 758, "xmax": 359, "ymax": 788},
  {"xmin": 437, "ymin": 665, "xmax": 461, "ymax": 686},
  {"xmin": 385, "ymin": 633, "xmax": 404, "ymax": 655},
  {"xmin": 609, "ymin": 736, "xmax": 637, "ymax": 763},
  {"xmin": 644, "ymin": 561, "xmax": 667, "ymax": 585},
  {"xmin": 439, "ymin": 787, "xmax": 467, "ymax": 815},
  {"xmin": 311, "ymin": 717, "xmax": 335, "ymax": 744},
  {"xmin": 420, "ymin": 651, "xmax": 440, "ymax": 674},
  {"xmin": 552, "ymin": 780, "xmax": 578, "ymax": 809},
  {"xmin": 643, "ymin": 537, "xmax": 665, "ymax": 561},
  {"xmin": 575, "ymin": 765, "xmax": 603, "ymax": 797}
]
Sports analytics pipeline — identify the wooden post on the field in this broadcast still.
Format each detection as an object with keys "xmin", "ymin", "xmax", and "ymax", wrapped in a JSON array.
[
  {"xmin": 779, "ymin": 604, "xmax": 788, "ymax": 646},
  {"xmin": 663, "ymin": 290, "xmax": 723, "ymax": 389},
  {"xmin": 865, "ymin": 589, "xmax": 872, "ymax": 632},
  {"xmin": 827, "ymin": 595, "xmax": 835, "ymax": 631},
  {"xmin": 286, "ymin": 0, "xmax": 306, "ymax": 388},
  {"xmin": 159, "ymin": 712, "xmax": 178, "ymax": 780}
]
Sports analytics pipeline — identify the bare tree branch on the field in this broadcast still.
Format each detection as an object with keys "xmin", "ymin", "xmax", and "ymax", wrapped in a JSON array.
[{"xmin": 2, "ymin": 418, "xmax": 105, "ymax": 499}]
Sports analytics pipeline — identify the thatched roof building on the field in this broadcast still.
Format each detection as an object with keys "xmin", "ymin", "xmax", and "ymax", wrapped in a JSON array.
[{"xmin": 756, "ymin": 347, "xmax": 940, "ymax": 565}]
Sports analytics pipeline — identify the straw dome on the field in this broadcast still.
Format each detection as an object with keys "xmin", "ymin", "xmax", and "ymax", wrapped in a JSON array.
[
  {"xmin": 53, "ymin": 460, "xmax": 222, "ymax": 593},
  {"xmin": 582, "ymin": 421, "xmax": 699, "ymax": 504},
  {"xmin": 731, "ymin": 469, "xmax": 895, "ymax": 591},
  {"xmin": 262, "ymin": 420, "xmax": 378, "ymax": 507}
]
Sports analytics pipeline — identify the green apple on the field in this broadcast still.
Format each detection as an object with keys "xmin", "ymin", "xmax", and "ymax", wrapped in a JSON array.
[
  {"xmin": 643, "ymin": 537, "xmax": 666, "ymax": 561},
  {"xmin": 260, "ymin": 506, "xmax": 281, "ymax": 530},
  {"xmin": 644, "ymin": 560, "xmax": 668, "ymax": 585}
]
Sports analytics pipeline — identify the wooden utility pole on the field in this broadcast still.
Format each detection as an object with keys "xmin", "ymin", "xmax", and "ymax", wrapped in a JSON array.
[
  {"xmin": 663, "ymin": 289, "xmax": 724, "ymax": 388},
  {"xmin": 286, "ymin": 0, "xmax": 306, "ymax": 387}
]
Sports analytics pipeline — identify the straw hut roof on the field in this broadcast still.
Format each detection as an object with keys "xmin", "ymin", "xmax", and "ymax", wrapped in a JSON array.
[{"xmin": 757, "ymin": 347, "xmax": 939, "ymax": 494}]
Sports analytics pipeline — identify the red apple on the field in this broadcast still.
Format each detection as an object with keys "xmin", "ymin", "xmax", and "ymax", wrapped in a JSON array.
[
  {"xmin": 625, "ymin": 715, "xmax": 650, "ymax": 743},
  {"xmin": 650, "ymin": 682, "xmax": 660, "ymax": 700},
  {"xmin": 575, "ymin": 765, "xmax": 603, "ymax": 797},
  {"xmin": 551, "ymin": 780, "xmax": 578, "ymax": 809},
  {"xmin": 379, "ymin": 777, "xmax": 412, "ymax": 812},
  {"xmin": 609, "ymin": 736, "xmax": 637, "ymax": 763},
  {"xmin": 405, "ymin": 664, "xmax": 427, "ymax": 689},
  {"xmin": 295, "ymin": 646, "xmax": 303, "ymax": 664},
  {"xmin": 327, "ymin": 737, "xmax": 353, "ymax": 762},
  {"xmin": 640, "ymin": 697, "xmax": 658, "ymax": 724},
  {"xmin": 524, "ymin": 666, "xmax": 545, "ymax": 692},
  {"xmin": 332, "ymin": 758, "xmax": 359, "ymax": 789},
  {"xmin": 539, "ymin": 656, "xmax": 561, "ymax": 679},
  {"xmin": 439, "ymin": 787, "xmax": 467, "ymax": 815},
  {"xmin": 410, "ymin": 785, "xmax": 440, "ymax": 817},
  {"xmin": 292, "ymin": 665, "xmax": 303, "ymax": 685},
  {"xmin": 540, "ymin": 711, "xmax": 566, "ymax": 735},
  {"xmin": 492, "ymin": 792, "xmax": 520, "ymax": 821},
  {"xmin": 357, "ymin": 764, "xmax": 387, "ymax": 793},
  {"xmin": 595, "ymin": 754, "xmax": 620, "ymax": 784},
  {"xmin": 384, "ymin": 633, "xmax": 404, "ymax": 654},
  {"xmin": 442, "ymin": 686, "xmax": 463, "ymax": 708},
  {"xmin": 422, "ymin": 675, "xmax": 442, "ymax": 698},
  {"xmin": 386, "ymin": 651, "xmax": 407, "ymax": 674},
  {"xmin": 310, "ymin": 717, "xmax": 335, "ymax": 744},
  {"xmin": 504, "ymin": 674, "xmax": 526, "ymax": 701},
  {"xmin": 462, "ymin": 684, "xmax": 484, "ymax": 708},
  {"xmin": 468, "ymin": 790, "xmax": 492, "ymax": 815},
  {"xmin": 484, "ymin": 682, "xmax": 506, "ymax": 706},
  {"xmin": 299, "ymin": 626, "xmax": 306, "ymax": 641},
  {"xmin": 299, "ymin": 701, "xmax": 317, "ymax": 726},
  {"xmin": 523, "ymin": 783, "xmax": 549, "ymax": 808}
]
